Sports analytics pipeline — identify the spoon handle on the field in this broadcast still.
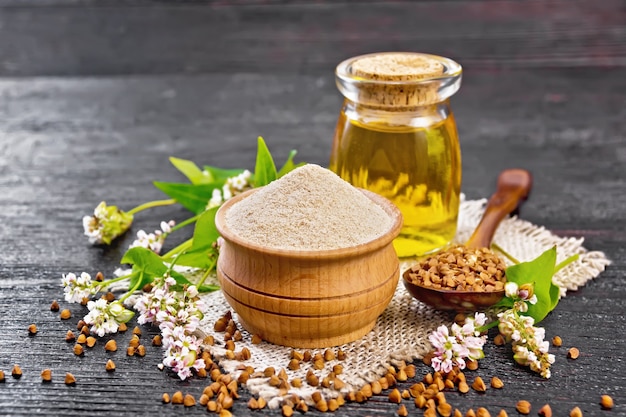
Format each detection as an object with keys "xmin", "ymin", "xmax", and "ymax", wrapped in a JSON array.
[{"xmin": 465, "ymin": 169, "xmax": 533, "ymax": 249}]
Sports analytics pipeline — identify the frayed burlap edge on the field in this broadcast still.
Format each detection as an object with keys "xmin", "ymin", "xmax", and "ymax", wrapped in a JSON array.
[{"xmin": 196, "ymin": 199, "xmax": 611, "ymax": 409}]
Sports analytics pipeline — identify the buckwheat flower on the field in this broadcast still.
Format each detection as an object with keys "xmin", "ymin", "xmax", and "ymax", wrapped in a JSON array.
[
  {"xmin": 84, "ymin": 299, "xmax": 134, "ymax": 337},
  {"xmin": 505, "ymin": 282, "xmax": 519, "ymax": 298},
  {"xmin": 227, "ymin": 169, "xmax": 252, "ymax": 191},
  {"xmin": 453, "ymin": 312, "xmax": 488, "ymax": 361},
  {"xmin": 82, "ymin": 201, "xmax": 133, "ymax": 245},
  {"xmin": 497, "ymin": 308, "xmax": 554, "ymax": 378},
  {"xmin": 62, "ymin": 272, "xmax": 101, "ymax": 303},
  {"xmin": 429, "ymin": 312, "xmax": 487, "ymax": 372},
  {"xmin": 206, "ymin": 188, "xmax": 223, "ymax": 210},
  {"xmin": 429, "ymin": 325, "xmax": 461, "ymax": 373},
  {"xmin": 505, "ymin": 282, "xmax": 538, "ymax": 304},
  {"xmin": 129, "ymin": 220, "xmax": 174, "ymax": 254},
  {"xmin": 135, "ymin": 275, "xmax": 176, "ymax": 325},
  {"xmin": 134, "ymin": 273, "xmax": 208, "ymax": 380},
  {"xmin": 108, "ymin": 300, "xmax": 135, "ymax": 323},
  {"xmin": 221, "ymin": 183, "xmax": 233, "ymax": 201},
  {"xmin": 162, "ymin": 330, "xmax": 205, "ymax": 380},
  {"xmin": 160, "ymin": 220, "xmax": 175, "ymax": 234}
]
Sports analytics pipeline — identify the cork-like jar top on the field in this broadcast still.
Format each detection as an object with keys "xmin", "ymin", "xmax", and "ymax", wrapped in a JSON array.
[
  {"xmin": 335, "ymin": 52, "xmax": 462, "ymax": 109},
  {"xmin": 350, "ymin": 53, "xmax": 445, "ymax": 82}
]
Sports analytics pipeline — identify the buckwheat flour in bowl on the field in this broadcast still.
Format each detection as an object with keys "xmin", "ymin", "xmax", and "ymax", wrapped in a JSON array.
[
  {"xmin": 224, "ymin": 164, "xmax": 394, "ymax": 251},
  {"xmin": 215, "ymin": 164, "xmax": 403, "ymax": 347}
]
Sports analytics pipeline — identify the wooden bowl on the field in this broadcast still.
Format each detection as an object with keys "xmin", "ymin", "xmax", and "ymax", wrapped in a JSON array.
[{"xmin": 215, "ymin": 188, "xmax": 403, "ymax": 348}]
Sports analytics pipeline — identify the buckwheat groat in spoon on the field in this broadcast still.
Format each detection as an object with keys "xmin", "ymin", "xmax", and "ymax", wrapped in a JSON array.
[{"xmin": 403, "ymin": 169, "xmax": 533, "ymax": 312}]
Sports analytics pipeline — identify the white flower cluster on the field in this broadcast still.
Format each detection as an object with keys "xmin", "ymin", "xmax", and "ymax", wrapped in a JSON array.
[
  {"xmin": 82, "ymin": 202, "xmax": 109, "ymax": 244},
  {"xmin": 498, "ymin": 309, "xmax": 555, "ymax": 378},
  {"xmin": 134, "ymin": 275, "xmax": 207, "ymax": 380},
  {"xmin": 206, "ymin": 170, "xmax": 252, "ymax": 209},
  {"xmin": 428, "ymin": 313, "xmax": 488, "ymax": 373},
  {"xmin": 82, "ymin": 201, "xmax": 133, "ymax": 245},
  {"xmin": 505, "ymin": 281, "xmax": 538, "ymax": 313},
  {"xmin": 84, "ymin": 299, "xmax": 135, "ymax": 337},
  {"xmin": 129, "ymin": 220, "xmax": 175, "ymax": 254},
  {"xmin": 62, "ymin": 272, "xmax": 101, "ymax": 303}
]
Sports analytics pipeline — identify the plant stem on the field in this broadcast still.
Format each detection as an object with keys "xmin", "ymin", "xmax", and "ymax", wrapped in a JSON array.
[
  {"xmin": 170, "ymin": 214, "xmax": 200, "ymax": 233},
  {"xmin": 491, "ymin": 242, "xmax": 521, "ymax": 264},
  {"xmin": 477, "ymin": 320, "xmax": 500, "ymax": 332},
  {"xmin": 161, "ymin": 238, "xmax": 193, "ymax": 260},
  {"xmin": 102, "ymin": 273, "xmax": 133, "ymax": 287},
  {"xmin": 554, "ymin": 254, "xmax": 579, "ymax": 274},
  {"xmin": 120, "ymin": 272, "xmax": 144, "ymax": 303},
  {"xmin": 127, "ymin": 199, "xmax": 177, "ymax": 215},
  {"xmin": 165, "ymin": 250, "xmax": 185, "ymax": 276},
  {"xmin": 196, "ymin": 257, "xmax": 218, "ymax": 289}
]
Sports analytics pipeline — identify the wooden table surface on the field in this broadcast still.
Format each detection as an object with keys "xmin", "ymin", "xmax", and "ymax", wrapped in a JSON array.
[{"xmin": 0, "ymin": 1, "xmax": 625, "ymax": 416}]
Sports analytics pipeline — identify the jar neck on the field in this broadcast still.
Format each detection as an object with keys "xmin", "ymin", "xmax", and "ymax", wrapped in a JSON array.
[{"xmin": 342, "ymin": 99, "xmax": 452, "ymax": 128}]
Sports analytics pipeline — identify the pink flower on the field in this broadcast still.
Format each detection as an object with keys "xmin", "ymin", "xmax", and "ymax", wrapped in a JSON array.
[
  {"xmin": 133, "ymin": 274, "xmax": 207, "ymax": 380},
  {"xmin": 428, "ymin": 313, "xmax": 487, "ymax": 373}
]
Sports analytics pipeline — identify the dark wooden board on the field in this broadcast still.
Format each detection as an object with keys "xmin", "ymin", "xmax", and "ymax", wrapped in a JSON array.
[
  {"xmin": 1, "ymin": 0, "xmax": 625, "ymax": 76},
  {"xmin": 0, "ymin": 1, "xmax": 625, "ymax": 416}
]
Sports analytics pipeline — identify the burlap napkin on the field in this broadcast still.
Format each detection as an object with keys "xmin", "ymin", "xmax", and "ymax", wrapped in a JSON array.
[{"xmin": 197, "ymin": 198, "xmax": 610, "ymax": 408}]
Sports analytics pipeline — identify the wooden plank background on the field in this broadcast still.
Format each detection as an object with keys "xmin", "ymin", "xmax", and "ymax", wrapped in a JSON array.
[{"xmin": 0, "ymin": 1, "xmax": 624, "ymax": 415}]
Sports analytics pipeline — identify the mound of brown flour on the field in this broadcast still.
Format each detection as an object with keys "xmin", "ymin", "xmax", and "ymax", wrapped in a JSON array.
[{"xmin": 224, "ymin": 164, "xmax": 393, "ymax": 250}]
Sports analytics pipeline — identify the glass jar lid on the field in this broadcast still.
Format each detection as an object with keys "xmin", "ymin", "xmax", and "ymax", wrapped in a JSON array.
[{"xmin": 335, "ymin": 52, "xmax": 462, "ymax": 109}]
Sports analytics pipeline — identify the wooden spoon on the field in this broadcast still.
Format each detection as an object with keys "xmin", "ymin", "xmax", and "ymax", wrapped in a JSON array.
[{"xmin": 402, "ymin": 169, "xmax": 533, "ymax": 312}]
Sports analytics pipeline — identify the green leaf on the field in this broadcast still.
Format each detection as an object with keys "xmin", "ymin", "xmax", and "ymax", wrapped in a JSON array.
[
  {"xmin": 170, "ymin": 208, "xmax": 220, "ymax": 270},
  {"xmin": 254, "ymin": 136, "xmax": 277, "ymax": 187},
  {"xmin": 549, "ymin": 282, "xmax": 561, "ymax": 311},
  {"xmin": 121, "ymin": 247, "xmax": 169, "ymax": 290},
  {"xmin": 122, "ymin": 247, "xmax": 169, "ymax": 278},
  {"xmin": 153, "ymin": 182, "xmax": 221, "ymax": 214},
  {"xmin": 189, "ymin": 208, "xmax": 220, "ymax": 250},
  {"xmin": 505, "ymin": 246, "xmax": 558, "ymax": 323},
  {"xmin": 169, "ymin": 157, "xmax": 210, "ymax": 184},
  {"xmin": 121, "ymin": 246, "xmax": 200, "ymax": 291},
  {"xmin": 277, "ymin": 149, "xmax": 305, "ymax": 178},
  {"xmin": 201, "ymin": 166, "xmax": 245, "ymax": 182}
]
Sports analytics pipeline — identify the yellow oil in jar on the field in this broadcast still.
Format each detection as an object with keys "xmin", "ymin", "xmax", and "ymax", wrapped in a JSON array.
[{"xmin": 329, "ymin": 110, "xmax": 461, "ymax": 257}]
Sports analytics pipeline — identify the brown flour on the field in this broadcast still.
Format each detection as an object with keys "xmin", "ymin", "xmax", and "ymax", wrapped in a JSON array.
[{"xmin": 224, "ymin": 164, "xmax": 393, "ymax": 250}]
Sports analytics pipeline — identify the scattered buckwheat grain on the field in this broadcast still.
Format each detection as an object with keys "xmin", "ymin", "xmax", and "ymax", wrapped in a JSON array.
[
  {"xmin": 105, "ymin": 359, "xmax": 116, "ymax": 372},
  {"xmin": 538, "ymin": 404, "xmax": 552, "ymax": 417},
  {"xmin": 183, "ymin": 394, "xmax": 195, "ymax": 407},
  {"xmin": 64, "ymin": 373, "xmax": 76, "ymax": 385},
  {"xmin": 472, "ymin": 376, "xmax": 487, "ymax": 392},
  {"xmin": 65, "ymin": 330, "xmax": 75, "ymax": 342},
  {"xmin": 600, "ymin": 395, "xmax": 614, "ymax": 410},
  {"xmin": 516, "ymin": 400, "xmax": 531, "ymax": 415},
  {"xmin": 41, "ymin": 369, "xmax": 52, "ymax": 382},
  {"xmin": 490, "ymin": 376, "xmax": 504, "ymax": 389},
  {"xmin": 171, "ymin": 391, "xmax": 184, "ymax": 405},
  {"xmin": 569, "ymin": 406, "xmax": 582, "ymax": 417}
]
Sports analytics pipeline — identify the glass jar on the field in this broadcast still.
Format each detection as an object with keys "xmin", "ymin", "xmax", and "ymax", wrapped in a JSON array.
[{"xmin": 329, "ymin": 52, "xmax": 463, "ymax": 257}]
